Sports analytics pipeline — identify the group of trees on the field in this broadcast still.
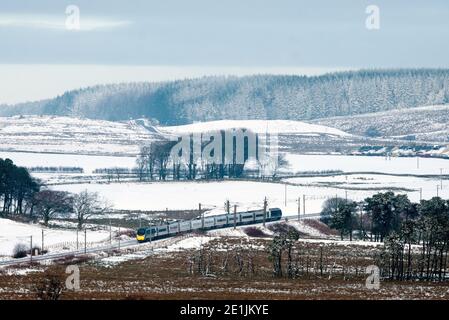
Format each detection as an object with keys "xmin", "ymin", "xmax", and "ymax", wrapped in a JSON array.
[
  {"xmin": 2, "ymin": 69, "xmax": 449, "ymax": 124},
  {"xmin": 1, "ymin": 158, "xmax": 109, "ymax": 229},
  {"xmin": 135, "ymin": 138, "xmax": 285, "ymax": 181},
  {"xmin": 0, "ymin": 158, "xmax": 39, "ymax": 216},
  {"xmin": 268, "ymin": 226, "xmax": 300, "ymax": 278},
  {"xmin": 321, "ymin": 192, "xmax": 449, "ymax": 281}
]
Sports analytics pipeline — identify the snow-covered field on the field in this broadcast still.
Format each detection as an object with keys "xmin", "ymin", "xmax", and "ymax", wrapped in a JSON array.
[
  {"xmin": 51, "ymin": 173, "xmax": 446, "ymax": 218},
  {"xmin": 0, "ymin": 218, "xmax": 110, "ymax": 256},
  {"xmin": 0, "ymin": 116, "xmax": 350, "ymax": 156},
  {"xmin": 0, "ymin": 116, "xmax": 163, "ymax": 155},
  {"xmin": 286, "ymin": 154, "xmax": 449, "ymax": 175},
  {"xmin": 0, "ymin": 151, "xmax": 136, "ymax": 174},
  {"xmin": 161, "ymin": 119, "xmax": 350, "ymax": 137}
]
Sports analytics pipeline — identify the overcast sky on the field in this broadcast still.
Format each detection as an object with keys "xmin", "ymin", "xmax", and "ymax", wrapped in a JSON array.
[{"xmin": 1, "ymin": 0, "xmax": 449, "ymax": 104}]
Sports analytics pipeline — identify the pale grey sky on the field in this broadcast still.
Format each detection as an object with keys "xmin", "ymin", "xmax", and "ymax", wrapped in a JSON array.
[{"xmin": 1, "ymin": 0, "xmax": 448, "ymax": 103}]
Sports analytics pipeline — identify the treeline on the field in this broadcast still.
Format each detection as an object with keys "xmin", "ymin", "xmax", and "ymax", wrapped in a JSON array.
[
  {"xmin": 135, "ymin": 140, "xmax": 286, "ymax": 181},
  {"xmin": 1, "ymin": 158, "xmax": 108, "ymax": 229},
  {"xmin": 0, "ymin": 158, "xmax": 39, "ymax": 215},
  {"xmin": 321, "ymin": 192, "xmax": 449, "ymax": 281},
  {"xmin": 2, "ymin": 69, "xmax": 449, "ymax": 124},
  {"xmin": 27, "ymin": 166, "xmax": 84, "ymax": 173}
]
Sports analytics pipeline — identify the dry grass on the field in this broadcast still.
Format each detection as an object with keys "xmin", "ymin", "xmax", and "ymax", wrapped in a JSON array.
[
  {"xmin": 303, "ymin": 219, "xmax": 340, "ymax": 236},
  {"xmin": 1, "ymin": 237, "xmax": 448, "ymax": 300}
]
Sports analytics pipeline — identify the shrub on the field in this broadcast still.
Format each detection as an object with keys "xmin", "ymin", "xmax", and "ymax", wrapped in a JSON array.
[
  {"xmin": 244, "ymin": 227, "xmax": 270, "ymax": 238},
  {"xmin": 12, "ymin": 243, "xmax": 28, "ymax": 258},
  {"xmin": 118, "ymin": 229, "xmax": 136, "ymax": 238},
  {"xmin": 34, "ymin": 269, "xmax": 65, "ymax": 300},
  {"xmin": 267, "ymin": 223, "xmax": 296, "ymax": 235}
]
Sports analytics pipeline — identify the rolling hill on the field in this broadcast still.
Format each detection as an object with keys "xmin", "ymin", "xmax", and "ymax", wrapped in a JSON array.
[
  {"xmin": 312, "ymin": 104, "xmax": 449, "ymax": 143},
  {"xmin": 1, "ymin": 69, "xmax": 449, "ymax": 125}
]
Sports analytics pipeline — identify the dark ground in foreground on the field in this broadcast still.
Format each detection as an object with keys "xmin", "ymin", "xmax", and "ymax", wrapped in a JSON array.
[{"xmin": 0, "ymin": 237, "xmax": 448, "ymax": 300}]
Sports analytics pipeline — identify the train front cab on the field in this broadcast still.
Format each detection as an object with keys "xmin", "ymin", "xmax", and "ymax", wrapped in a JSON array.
[
  {"xmin": 136, "ymin": 228, "xmax": 146, "ymax": 242},
  {"xmin": 269, "ymin": 208, "xmax": 282, "ymax": 221}
]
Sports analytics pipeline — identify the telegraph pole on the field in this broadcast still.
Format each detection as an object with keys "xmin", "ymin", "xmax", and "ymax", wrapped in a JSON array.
[
  {"xmin": 263, "ymin": 197, "xmax": 267, "ymax": 227},
  {"xmin": 41, "ymin": 230, "xmax": 44, "ymax": 254},
  {"xmin": 30, "ymin": 236, "xmax": 33, "ymax": 263},
  {"xmin": 303, "ymin": 194, "xmax": 306, "ymax": 216},
  {"xmin": 284, "ymin": 184, "xmax": 287, "ymax": 206},
  {"xmin": 297, "ymin": 197, "xmax": 301, "ymax": 221},
  {"xmin": 118, "ymin": 226, "xmax": 121, "ymax": 250},
  {"xmin": 233, "ymin": 204, "xmax": 237, "ymax": 230},
  {"xmin": 200, "ymin": 203, "xmax": 204, "ymax": 229},
  {"xmin": 84, "ymin": 230, "xmax": 87, "ymax": 254},
  {"xmin": 359, "ymin": 204, "xmax": 364, "ymax": 240}
]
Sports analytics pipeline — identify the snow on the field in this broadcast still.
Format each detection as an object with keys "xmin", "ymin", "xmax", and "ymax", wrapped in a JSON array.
[
  {"xmin": 312, "ymin": 104, "xmax": 449, "ymax": 142},
  {"xmin": 0, "ymin": 115, "xmax": 162, "ymax": 155},
  {"xmin": 51, "ymin": 165, "xmax": 449, "ymax": 221},
  {"xmin": 287, "ymin": 220, "xmax": 326, "ymax": 237},
  {"xmin": 285, "ymin": 154, "xmax": 449, "ymax": 175},
  {"xmin": 0, "ymin": 218, "xmax": 110, "ymax": 256},
  {"xmin": 51, "ymin": 180, "xmax": 326, "ymax": 215},
  {"xmin": 161, "ymin": 236, "xmax": 216, "ymax": 251},
  {"xmin": 160, "ymin": 119, "xmax": 350, "ymax": 137},
  {"xmin": 0, "ymin": 151, "xmax": 136, "ymax": 174}
]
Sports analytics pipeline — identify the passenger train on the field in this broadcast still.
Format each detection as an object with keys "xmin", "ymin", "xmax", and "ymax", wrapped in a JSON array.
[{"xmin": 136, "ymin": 208, "xmax": 282, "ymax": 242}]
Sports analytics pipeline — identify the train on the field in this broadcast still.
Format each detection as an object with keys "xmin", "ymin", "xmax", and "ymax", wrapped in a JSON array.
[{"xmin": 136, "ymin": 208, "xmax": 282, "ymax": 242}]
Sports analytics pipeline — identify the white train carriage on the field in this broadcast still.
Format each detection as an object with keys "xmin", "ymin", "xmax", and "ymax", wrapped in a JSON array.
[
  {"xmin": 226, "ymin": 213, "xmax": 240, "ymax": 225},
  {"xmin": 254, "ymin": 210, "xmax": 266, "ymax": 222},
  {"xmin": 203, "ymin": 217, "xmax": 215, "ymax": 228},
  {"xmin": 240, "ymin": 212, "xmax": 256, "ymax": 224},
  {"xmin": 191, "ymin": 219, "xmax": 203, "ymax": 230},
  {"xmin": 179, "ymin": 220, "xmax": 192, "ymax": 232},
  {"xmin": 168, "ymin": 222, "xmax": 180, "ymax": 235},
  {"xmin": 157, "ymin": 225, "xmax": 169, "ymax": 237},
  {"xmin": 214, "ymin": 214, "xmax": 228, "ymax": 227}
]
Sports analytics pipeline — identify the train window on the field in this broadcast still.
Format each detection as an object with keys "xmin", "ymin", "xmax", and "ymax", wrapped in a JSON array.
[{"xmin": 137, "ymin": 228, "xmax": 146, "ymax": 235}]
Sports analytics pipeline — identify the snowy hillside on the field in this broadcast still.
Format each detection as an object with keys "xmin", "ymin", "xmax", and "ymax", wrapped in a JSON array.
[
  {"xmin": 161, "ymin": 119, "xmax": 350, "ymax": 137},
  {"xmin": 313, "ymin": 104, "xmax": 449, "ymax": 142},
  {"xmin": 2, "ymin": 69, "xmax": 449, "ymax": 124},
  {"xmin": 0, "ymin": 116, "xmax": 164, "ymax": 155}
]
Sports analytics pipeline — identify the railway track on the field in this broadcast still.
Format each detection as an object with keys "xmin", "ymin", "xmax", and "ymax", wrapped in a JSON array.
[{"xmin": 0, "ymin": 213, "xmax": 321, "ymax": 267}]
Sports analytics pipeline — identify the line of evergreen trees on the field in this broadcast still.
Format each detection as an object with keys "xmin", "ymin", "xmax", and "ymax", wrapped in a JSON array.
[
  {"xmin": 2, "ymin": 69, "xmax": 449, "ymax": 124},
  {"xmin": 0, "ymin": 158, "xmax": 40, "ymax": 216},
  {"xmin": 321, "ymin": 192, "xmax": 449, "ymax": 281}
]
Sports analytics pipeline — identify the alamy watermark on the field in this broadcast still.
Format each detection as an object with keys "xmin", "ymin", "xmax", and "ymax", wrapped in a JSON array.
[
  {"xmin": 65, "ymin": 5, "xmax": 80, "ymax": 30},
  {"xmin": 65, "ymin": 264, "xmax": 80, "ymax": 291},
  {"xmin": 366, "ymin": 5, "xmax": 380, "ymax": 30},
  {"xmin": 169, "ymin": 129, "xmax": 279, "ymax": 175},
  {"xmin": 365, "ymin": 265, "xmax": 380, "ymax": 290}
]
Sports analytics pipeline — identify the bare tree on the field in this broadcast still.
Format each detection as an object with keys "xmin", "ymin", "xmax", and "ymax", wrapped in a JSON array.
[
  {"xmin": 34, "ymin": 269, "xmax": 65, "ymax": 300},
  {"xmin": 73, "ymin": 190, "xmax": 111, "ymax": 230},
  {"xmin": 34, "ymin": 190, "xmax": 72, "ymax": 226}
]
